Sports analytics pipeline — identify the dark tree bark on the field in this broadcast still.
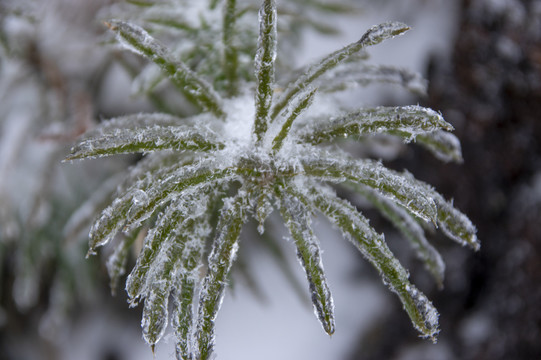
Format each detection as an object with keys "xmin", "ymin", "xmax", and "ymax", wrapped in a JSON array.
[{"xmin": 349, "ymin": 1, "xmax": 541, "ymax": 359}]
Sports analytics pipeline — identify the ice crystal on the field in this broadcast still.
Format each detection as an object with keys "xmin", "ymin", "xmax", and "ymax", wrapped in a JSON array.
[{"xmin": 69, "ymin": 1, "xmax": 478, "ymax": 359}]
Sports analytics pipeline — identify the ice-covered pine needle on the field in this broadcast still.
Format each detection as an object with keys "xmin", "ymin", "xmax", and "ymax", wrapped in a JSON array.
[{"xmin": 68, "ymin": 1, "xmax": 478, "ymax": 359}]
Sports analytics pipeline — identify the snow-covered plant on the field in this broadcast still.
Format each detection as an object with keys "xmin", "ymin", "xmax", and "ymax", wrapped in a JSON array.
[
  {"xmin": 102, "ymin": 0, "xmax": 359, "ymax": 111},
  {"xmin": 67, "ymin": 0, "xmax": 479, "ymax": 359}
]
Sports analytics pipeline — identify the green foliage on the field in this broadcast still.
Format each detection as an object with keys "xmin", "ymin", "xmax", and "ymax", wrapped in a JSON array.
[
  {"xmin": 68, "ymin": 1, "xmax": 478, "ymax": 359},
  {"xmin": 103, "ymin": 0, "xmax": 361, "ymax": 110},
  {"xmin": 0, "ymin": 0, "xmax": 119, "ymax": 344}
]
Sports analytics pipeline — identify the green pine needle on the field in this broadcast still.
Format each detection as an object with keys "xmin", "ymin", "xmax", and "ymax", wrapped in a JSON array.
[{"xmin": 68, "ymin": 3, "xmax": 478, "ymax": 359}]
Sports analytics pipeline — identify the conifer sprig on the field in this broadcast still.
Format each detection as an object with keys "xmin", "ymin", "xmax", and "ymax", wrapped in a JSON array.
[
  {"xmin": 270, "ymin": 21, "xmax": 410, "ymax": 120},
  {"xmin": 253, "ymin": 0, "xmax": 277, "ymax": 144},
  {"xmin": 69, "ymin": 1, "xmax": 478, "ymax": 358},
  {"xmin": 106, "ymin": 20, "xmax": 226, "ymax": 118}
]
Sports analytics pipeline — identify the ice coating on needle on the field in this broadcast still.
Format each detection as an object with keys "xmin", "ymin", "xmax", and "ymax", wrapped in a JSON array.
[{"xmin": 66, "ymin": 3, "xmax": 478, "ymax": 358}]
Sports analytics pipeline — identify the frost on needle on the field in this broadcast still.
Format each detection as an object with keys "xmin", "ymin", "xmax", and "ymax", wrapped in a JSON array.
[{"xmin": 68, "ymin": 1, "xmax": 478, "ymax": 359}]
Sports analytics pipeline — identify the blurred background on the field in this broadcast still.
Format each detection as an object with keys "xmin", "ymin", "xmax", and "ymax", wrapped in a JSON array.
[{"xmin": 0, "ymin": 0, "xmax": 540, "ymax": 359}]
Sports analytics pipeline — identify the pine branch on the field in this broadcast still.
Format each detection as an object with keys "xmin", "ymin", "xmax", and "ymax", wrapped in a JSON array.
[
  {"xmin": 277, "ymin": 183, "xmax": 335, "ymax": 335},
  {"xmin": 302, "ymin": 155, "xmax": 438, "ymax": 223},
  {"xmin": 223, "ymin": 0, "xmax": 239, "ymax": 96},
  {"xmin": 172, "ymin": 232, "xmax": 206, "ymax": 360},
  {"xmin": 433, "ymin": 194, "xmax": 479, "ymax": 250},
  {"xmin": 125, "ymin": 198, "xmax": 189, "ymax": 304},
  {"xmin": 309, "ymin": 184, "xmax": 440, "ymax": 340},
  {"xmin": 67, "ymin": 125, "xmax": 223, "ymax": 160},
  {"xmin": 354, "ymin": 184, "xmax": 445, "ymax": 287},
  {"xmin": 106, "ymin": 20, "xmax": 226, "ymax": 118},
  {"xmin": 88, "ymin": 164, "xmax": 233, "ymax": 255},
  {"xmin": 319, "ymin": 64, "xmax": 428, "ymax": 95},
  {"xmin": 416, "ymin": 130, "xmax": 464, "ymax": 163},
  {"xmin": 270, "ymin": 22, "xmax": 410, "ymax": 120},
  {"xmin": 171, "ymin": 190, "xmax": 220, "ymax": 360},
  {"xmin": 64, "ymin": 4, "xmax": 479, "ymax": 357},
  {"xmin": 302, "ymin": 105, "xmax": 453, "ymax": 145},
  {"xmin": 142, "ymin": 217, "xmax": 210, "ymax": 349},
  {"xmin": 272, "ymin": 88, "xmax": 317, "ymax": 153},
  {"xmin": 253, "ymin": 0, "xmax": 277, "ymax": 144},
  {"xmin": 195, "ymin": 190, "xmax": 249, "ymax": 360}
]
